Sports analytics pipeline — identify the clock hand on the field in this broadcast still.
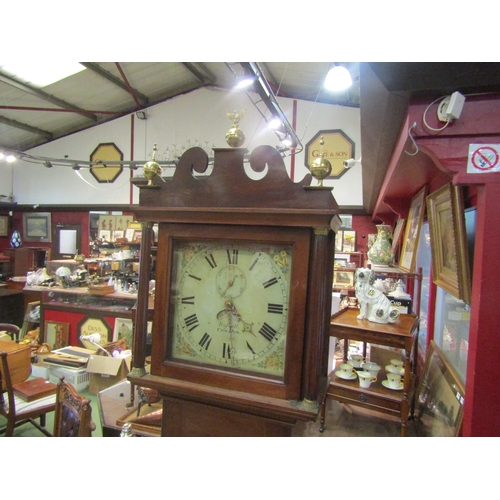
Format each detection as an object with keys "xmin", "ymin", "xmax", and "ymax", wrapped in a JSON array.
[{"xmin": 223, "ymin": 299, "xmax": 256, "ymax": 337}]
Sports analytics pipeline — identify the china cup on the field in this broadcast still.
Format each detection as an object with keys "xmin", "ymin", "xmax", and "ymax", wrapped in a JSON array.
[
  {"xmin": 386, "ymin": 372, "xmax": 402, "ymax": 388},
  {"xmin": 362, "ymin": 361, "xmax": 381, "ymax": 377},
  {"xmin": 357, "ymin": 370, "xmax": 377, "ymax": 388},
  {"xmin": 386, "ymin": 364, "xmax": 404, "ymax": 375},
  {"xmin": 349, "ymin": 354, "xmax": 364, "ymax": 368},
  {"xmin": 390, "ymin": 358, "xmax": 404, "ymax": 370},
  {"xmin": 338, "ymin": 363, "xmax": 356, "ymax": 379}
]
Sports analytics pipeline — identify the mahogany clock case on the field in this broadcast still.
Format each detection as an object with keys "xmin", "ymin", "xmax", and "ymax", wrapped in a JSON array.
[{"xmin": 151, "ymin": 222, "xmax": 311, "ymax": 401}]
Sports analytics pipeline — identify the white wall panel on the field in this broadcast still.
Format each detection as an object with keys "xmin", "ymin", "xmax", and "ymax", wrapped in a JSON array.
[{"xmin": 12, "ymin": 87, "xmax": 362, "ymax": 208}]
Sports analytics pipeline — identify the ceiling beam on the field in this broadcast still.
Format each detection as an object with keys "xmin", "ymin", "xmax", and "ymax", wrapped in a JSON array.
[
  {"xmin": 0, "ymin": 115, "xmax": 53, "ymax": 140},
  {"xmin": 0, "ymin": 72, "xmax": 98, "ymax": 123},
  {"xmin": 182, "ymin": 62, "xmax": 216, "ymax": 85},
  {"xmin": 80, "ymin": 62, "xmax": 149, "ymax": 106}
]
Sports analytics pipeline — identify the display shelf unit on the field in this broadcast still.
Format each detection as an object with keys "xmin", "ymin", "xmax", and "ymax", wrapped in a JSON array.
[{"xmin": 320, "ymin": 308, "xmax": 419, "ymax": 437}]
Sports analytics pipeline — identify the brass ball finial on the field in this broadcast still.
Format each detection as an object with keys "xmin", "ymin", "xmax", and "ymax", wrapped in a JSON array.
[
  {"xmin": 310, "ymin": 136, "xmax": 332, "ymax": 186},
  {"xmin": 225, "ymin": 109, "xmax": 246, "ymax": 147},
  {"xmin": 143, "ymin": 143, "xmax": 161, "ymax": 187}
]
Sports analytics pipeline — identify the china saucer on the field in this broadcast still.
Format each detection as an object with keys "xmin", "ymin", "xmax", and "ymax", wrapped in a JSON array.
[
  {"xmin": 385, "ymin": 365, "xmax": 404, "ymax": 375},
  {"xmin": 335, "ymin": 370, "xmax": 357, "ymax": 380},
  {"xmin": 382, "ymin": 380, "xmax": 404, "ymax": 391}
]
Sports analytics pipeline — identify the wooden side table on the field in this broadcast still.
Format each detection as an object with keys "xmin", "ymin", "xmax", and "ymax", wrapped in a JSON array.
[{"xmin": 320, "ymin": 308, "xmax": 419, "ymax": 436}]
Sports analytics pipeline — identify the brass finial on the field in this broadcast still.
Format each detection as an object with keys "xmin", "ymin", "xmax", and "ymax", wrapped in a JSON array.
[
  {"xmin": 310, "ymin": 136, "xmax": 332, "ymax": 187},
  {"xmin": 225, "ymin": 109, "xmax": 246, "ymax": 147},
  {"xmin": 143, "ymin": 143, "xmax": 161, "ymax": 187}
]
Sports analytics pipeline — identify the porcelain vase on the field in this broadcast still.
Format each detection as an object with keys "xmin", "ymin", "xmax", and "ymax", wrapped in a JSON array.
[{"xmin": 367, "ymin": 224, "xmax": 393, "ymax": 266}]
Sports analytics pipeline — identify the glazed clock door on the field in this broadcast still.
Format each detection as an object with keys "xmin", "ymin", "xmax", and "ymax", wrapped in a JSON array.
[
  {"xmin": 171, "ymin": 239, "xmax": 291, "ymax": 378},
  {"xmin": 151, "ymin": 223, "xmax": 311, "ymax": 400}
]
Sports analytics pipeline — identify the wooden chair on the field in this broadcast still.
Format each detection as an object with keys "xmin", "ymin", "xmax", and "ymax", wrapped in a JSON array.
[
  {"xmin": 0, "ymin": 323, "xmax": 21, "ymax": 343},
  {"xmin": 53, "ymin": 377, "xmax": 95, "ymax": 437},
  {"xmin": 0, "ymin": 341, "xmax": 56, "ymax": 437}
]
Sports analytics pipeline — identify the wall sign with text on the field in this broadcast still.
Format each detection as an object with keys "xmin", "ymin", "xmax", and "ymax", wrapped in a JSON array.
[
  {"xmin": 90, "ymin": 142, "xmax": 124, "ymax": 183},
  {"xmin": 304, "ymin": 129, "xmax": 355, "ymax": 179}
]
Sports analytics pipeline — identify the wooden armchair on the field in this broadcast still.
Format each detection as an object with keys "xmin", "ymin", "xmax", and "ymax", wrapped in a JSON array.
[
  {"xmin": 53, "ymin": 377, "xmax": 95, "ymax": 437},
  {"xmin": 0, "ymin": 323, "xmax": 21, "ymax": 342},
  {"xmin": 0, "ymin": 341, "xmax": 56, "ymax": 437}
]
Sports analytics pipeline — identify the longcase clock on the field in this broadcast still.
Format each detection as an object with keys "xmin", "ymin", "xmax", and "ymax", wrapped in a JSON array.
[{"xmin": 130, "ymin": 145, "xmax": 340, "ymax": 436}]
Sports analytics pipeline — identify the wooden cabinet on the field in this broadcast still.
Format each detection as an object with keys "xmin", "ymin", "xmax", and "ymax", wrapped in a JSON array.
[
  {"xmin": 320, "ymin": 308, "xmax": 419, "ymax": 436},
  {"xmin": 4, "ymin": 247, "xmax": 49, "ymax": 276}
]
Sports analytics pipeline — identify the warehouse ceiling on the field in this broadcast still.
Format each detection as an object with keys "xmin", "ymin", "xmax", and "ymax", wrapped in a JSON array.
[
  {"xmin": 1, "ymin": 61, "xmax": 500, "ymax": 214},
  {"xmin": 0, "ymin": 62, "xmax": 361, "ymax": 152}
]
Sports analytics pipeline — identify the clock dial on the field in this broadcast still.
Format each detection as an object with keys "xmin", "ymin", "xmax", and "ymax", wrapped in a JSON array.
[{"xmin": 170, "ymin": 240, "xmax": 292, "ymax": 378}]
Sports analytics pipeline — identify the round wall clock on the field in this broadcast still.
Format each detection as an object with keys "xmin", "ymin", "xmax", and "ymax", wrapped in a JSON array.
[{"xmin": 169, "ymin": 239, "xmax": 292, "ymax": 379}]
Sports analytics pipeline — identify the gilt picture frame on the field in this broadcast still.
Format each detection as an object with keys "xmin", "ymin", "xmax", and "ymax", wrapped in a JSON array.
[
  {"xmin": 333, "ymin": 269, "xmax": 355, "ymax": 288},
  {"xmin": 426, "ymin": 183, "xmax": 471, "ymax": 304},
  {"xmin": 341, "ymin": 230, "xmax": 357, "ymax": 252},
  {"xmin": 399, "ymin": 186, "xmax": 427, "ymax": 272},
  {"xmin": 0, "ymin": 215, "xmax": 8, "ymax": 237},
  {"xmin": 44, "ymin": 321, "xmax": 70, "ymax": 350},
  {"xmin": 415, "ymin": 341, "xmax": 465, "ymax": 437},
  {"xmin": 391, "ymin": 218, "xmax": 406, "ymax": 257}
]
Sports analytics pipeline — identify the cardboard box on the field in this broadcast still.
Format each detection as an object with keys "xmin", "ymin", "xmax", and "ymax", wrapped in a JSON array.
[
  {"xmin": 86, "ymin": 354, "xmax": 132, "ymax": 395},
  {"xmin": 388, "ymin": 297, "xmax": 412, "ymax": 314},
  {"xmin": 31, "ymin": 355, "xmax": 50, "ymax": 379}
]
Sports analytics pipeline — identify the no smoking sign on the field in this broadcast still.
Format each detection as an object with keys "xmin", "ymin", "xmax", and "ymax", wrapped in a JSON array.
[{"xmin": 468, "ymin": 144, "xmax": 500, "ymax": 173}]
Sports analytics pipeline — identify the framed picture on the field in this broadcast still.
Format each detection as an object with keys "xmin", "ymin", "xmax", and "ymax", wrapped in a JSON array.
[
  {"xmin": 415, "ymin": 341, "xmax": 465, "ymax": 437},
  {"xmin": 99, "ymin": 229, "xmax": 111, "ymax": 241},
  {"xmin": 113, "ymin": 317, "xmax": 134, "ymax": 349},
  {"xmin": 339, "ymin": 215, "xmax": 352, "ymax": 228},
  {"xmin": 125, "ymin": 228, "xmax": 136, "ymax": 242},
  {"xmin": 334, "ymin": 258, "xmax": 348, "ymax": 268},
  {"xmin": 132, "ymin": 230, "xmax": 142, "ymax": 243},
  {"xmin": 391, "ymin": 218, "xmax": 406, "ymax": 257},
  {"xmin": 426, "ymin": 183, "xmax": 471, "ymax": 304},
  {"xmin": 98, "ymin": 214, "xmax": 116, "ymax": 232},
  {"xmin": 115, "ymin": 215, "xmax": 133, "ymax": 231},
  {"xmin": 342, "ymin": 230, "xmax": 356, "ymax": 252},
  {"xmin": 44, "ymin": 321, "xmax": 70, "ymax": 350},
  {"xmin": 0, "ymin": 215, "xmax": 9, "ymax": 237},
  {"xmin": 113, "ymin": 230, "xmax": 124, "ymax": 241},
  {"xmin": 333, "ymin": 269, "xmax": 354, "ymax": 288},
  {"xmin": 22, "ymin": 212, "xmax": 52, "ymax": 242},
  {"xmin": 334, "ymin": 230, "xmax": 343, "ymax": 252},
  {"xmin": 399, "ymin": 186, "xmax": 427, "ymax": 272}
]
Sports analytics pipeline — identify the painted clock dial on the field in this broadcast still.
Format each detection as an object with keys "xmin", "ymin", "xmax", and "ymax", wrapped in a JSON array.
[{"xmin": 170, "ymin": 240, "xmax": 292, "ymax": 378}]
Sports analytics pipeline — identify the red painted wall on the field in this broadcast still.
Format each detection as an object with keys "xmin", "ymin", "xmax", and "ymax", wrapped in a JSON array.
[{"xmin": 0, "ymin": 211, "xmax": 90, "ymax": 256}]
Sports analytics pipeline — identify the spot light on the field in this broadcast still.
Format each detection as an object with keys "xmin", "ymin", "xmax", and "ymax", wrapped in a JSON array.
[
  {"xmin": 268, "ymin": 117, "xmax": 282, "ymax": 130},
  {"xmin": 43, "ymin": 160, "xmax": 53, "ymax": 168},
  {"xmin": 324, "ymin": 65, "xmax": 352, "ymax": 91},
  {"xmin": 72, "ymin": 163, "xmax": 80, "ymax": 170},
  {"xmin": 234, "ymin": 76, "xmax": 256, "ymax": 89}
]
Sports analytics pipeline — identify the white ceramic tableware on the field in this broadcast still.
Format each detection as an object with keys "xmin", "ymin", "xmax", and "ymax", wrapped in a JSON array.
[
  {"xmin": 386, "ymin": 372, "xmax": 402, "ymax": 389},
  {"xmin": 338, "ymin": 363, "xmax": 356, "ymax": 378},
  {"xmin": 385, "ymin": 364, "xmax": 404, "ymax": 375},
  {"xmin": 390, "ymin": 358, "xmax": 404, "ymax": 369},
  {"xmin": 362, "ymin": 361, "xmax": 381, "ymax": 377},
  {"xmin": 349, "ymin": 354, "xmax": 364, "ymax": 368},
  {"xmin": 357, "ymin": 370, "xmax": 377, "ymax": 388}
]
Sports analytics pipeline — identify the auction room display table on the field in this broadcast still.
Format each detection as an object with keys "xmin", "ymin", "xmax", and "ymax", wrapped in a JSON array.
[{"xmin": 320, "ymin": 308, "xmax": 419, "ymax": 437}]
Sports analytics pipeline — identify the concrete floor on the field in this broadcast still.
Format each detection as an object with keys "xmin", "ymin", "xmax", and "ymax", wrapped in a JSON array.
[
  {"xmin": 304, "ymin": 398, "xmax": 418, "ymax": 437},
  {"xmin": 2, "ymin": 388, "xmax": 418, "ymax": 438}
]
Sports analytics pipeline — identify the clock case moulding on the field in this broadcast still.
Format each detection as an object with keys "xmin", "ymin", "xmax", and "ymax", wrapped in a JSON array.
[{"xmin": 129, "ymin": 145, "xmax": 340, "ymax": 433}]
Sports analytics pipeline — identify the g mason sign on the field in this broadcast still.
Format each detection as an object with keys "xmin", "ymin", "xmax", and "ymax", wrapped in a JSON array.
[{"xmin": 305, "ymin": 129, "xmax": 355, "ymax": 179}]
